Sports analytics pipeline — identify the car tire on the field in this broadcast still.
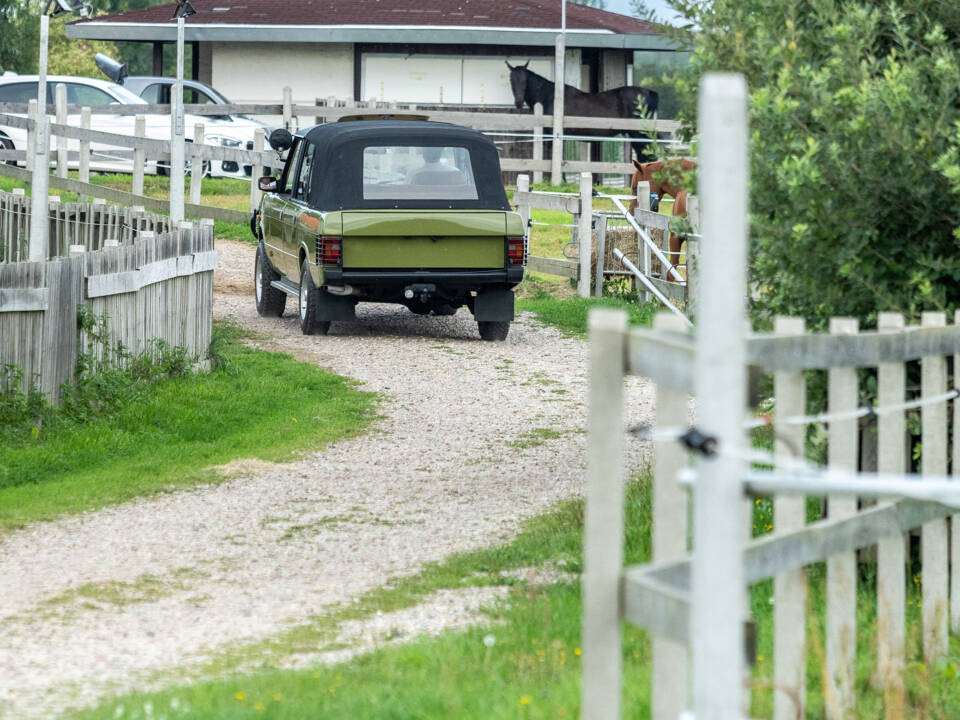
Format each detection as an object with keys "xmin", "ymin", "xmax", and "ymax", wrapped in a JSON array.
[
  {"xmin": 0, "ymin": 135, "xmax": 15, "ymax": 167},
  {"xmin": 478, "ymin": 321, "xmax": 510, "ymax": 341},
  {"xmin": 299, "ymin": 259, "xmax": 325, "ymax": 335},
  {"xmin": 254, "ymin": 242, "xmax": 286, "ymax": 317}
]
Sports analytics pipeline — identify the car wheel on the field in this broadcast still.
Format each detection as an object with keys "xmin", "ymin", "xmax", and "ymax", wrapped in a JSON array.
[
  {"xmin": 478, "ymin": 321, "xmax": 510, "ymax": 341},
  {"xmin": 0, "ymin": 135, "xmax": 16, "ymax": 166},
  {"xmin": 254, "ymin": 242, "xmax": 286, "ymax": 317},
  {"xmin": 298, "ymin": 259, "xmax": 325, "ymax": 335}
]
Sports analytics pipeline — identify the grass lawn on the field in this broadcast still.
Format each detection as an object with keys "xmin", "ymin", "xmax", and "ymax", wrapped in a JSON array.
[
  {"xmin": 71, "ymin": 472, "xmax": 960, "ymax": 720},
  {"xmin": 516, "ymin": 288, "xmax": 658, "ymax": 336},
  {"xmin": 0, "ymin": 324, "xmax": 376, "ymax": 531}
]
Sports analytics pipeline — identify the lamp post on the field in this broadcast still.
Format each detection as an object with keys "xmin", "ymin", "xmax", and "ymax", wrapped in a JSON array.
[
  {"xmin": 169, "ymin": 0, "xmax": 196, "ymax": 225},
  {"xmin": 29, "ymin": 0, "xmax": 89, "ymax": 262}
]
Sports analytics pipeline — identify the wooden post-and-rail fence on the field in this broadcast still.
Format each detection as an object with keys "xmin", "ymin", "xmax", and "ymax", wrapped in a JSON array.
[
  {"xmin": 513, "ymin": 173, "xmax": 696, "ymax": 321},
  {"xmin": 0, "ymin": 87, "xmax": 680, "ymax": 218},
  {"xmin": 583, "ymin": 73, "xmax": 960, "ymax": 720},
  {"xmin": 0, "ymin": 189, "xmax": 216, "ymax": 402}
]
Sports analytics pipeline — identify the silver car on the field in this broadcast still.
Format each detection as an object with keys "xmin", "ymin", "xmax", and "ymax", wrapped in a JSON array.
[{"xmin": 0, "ymin": 72, "xmax": 257, "ymax": 178}]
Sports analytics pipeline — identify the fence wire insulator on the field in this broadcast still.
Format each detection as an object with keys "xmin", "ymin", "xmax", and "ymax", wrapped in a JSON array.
[{"xmin": 679, "ymin": 428, "xmax": 718, "ymax": 457}]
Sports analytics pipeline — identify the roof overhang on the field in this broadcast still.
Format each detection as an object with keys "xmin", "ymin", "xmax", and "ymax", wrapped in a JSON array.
[{"xmin": 66, "ymin": 22, "xmax": 683, "ymax": 51}]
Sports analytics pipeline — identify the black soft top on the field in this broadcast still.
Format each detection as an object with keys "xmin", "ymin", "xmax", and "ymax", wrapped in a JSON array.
[{"xmin": 295, "ymin": 120, "xmax": 510, "ymax": 211}]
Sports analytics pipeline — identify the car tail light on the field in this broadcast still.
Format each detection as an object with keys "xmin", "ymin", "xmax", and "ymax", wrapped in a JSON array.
[
  {"xmin": 507, "ymin": 236, "xmax": 525, "ymax": 266},
  {"xmin": 317, "ymin": 235, "xmax": 342, "ymax": 266}
]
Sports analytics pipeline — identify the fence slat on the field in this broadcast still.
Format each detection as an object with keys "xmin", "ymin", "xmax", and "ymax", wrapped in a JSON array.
[
  {"xmin": 953, "ymin": 310, "xmax": 960, "ymax": 639},
  {"xmin": 581, "ymin": 308, "xmax": 627, "ymax": 720},
  {"xmin": 773, "ymin": 316, "xmax": 807, "ymax": 720},
  {"xmin": 652, "ymin": 311, "xmax": 690, "ymax": 720},
  {"xmin": 921, "ymin": 311, "xmax": 949, "ymax": 665},
  {"xmin": 826, "ymin": 317, "xmax": 858, "ymax": 718},
  {"xmin": 876, "ymin": 312, "xmax": 906, "ymax": 717}
]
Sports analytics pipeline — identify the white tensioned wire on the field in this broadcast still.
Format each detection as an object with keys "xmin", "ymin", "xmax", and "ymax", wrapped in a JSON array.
[
  {"xmin": 636, "ymin": 387, "xmax": 960, "ymax": 443},
  {"xmin": 634, "ymin": 387, "xmax": 960, "ymax": 470}
]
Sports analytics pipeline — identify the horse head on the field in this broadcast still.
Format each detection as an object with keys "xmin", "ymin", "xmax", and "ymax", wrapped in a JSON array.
[{"xmin": 507, "ymin": 61, "xmax": 531, "ymax": 109}]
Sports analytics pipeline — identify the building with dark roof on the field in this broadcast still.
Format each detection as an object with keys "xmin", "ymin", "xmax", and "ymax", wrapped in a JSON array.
[{"xmin": 67, "ymin": 0, "xmax": 677, "ymax": 107}]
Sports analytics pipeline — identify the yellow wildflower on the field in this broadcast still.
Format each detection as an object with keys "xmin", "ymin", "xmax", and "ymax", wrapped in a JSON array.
[
  {"xmin": 520, "ymin": 695, "xmax": 532, "ymax": 706},
  {"xmin": 235, "ymin": 692, "xmax": 245, "ymax": 702}
]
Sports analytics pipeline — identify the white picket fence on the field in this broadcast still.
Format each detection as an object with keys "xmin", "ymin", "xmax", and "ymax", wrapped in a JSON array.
[
  {"xmin": 582, "ymin": 73, "xmax": 960, "ymax": 720},
  {"xmin": 0, "ymin": 189, "xmax": 215, "ymax": 401}
]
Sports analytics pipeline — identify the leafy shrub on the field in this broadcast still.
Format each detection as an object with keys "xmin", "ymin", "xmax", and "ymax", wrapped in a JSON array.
[
  {"xmin": 1, "ymin": 306, "xmax": 199, "ymax": 440},
  {"xmin": 663, "ymin": 0, "xmax": 960, "ymax": 328}
]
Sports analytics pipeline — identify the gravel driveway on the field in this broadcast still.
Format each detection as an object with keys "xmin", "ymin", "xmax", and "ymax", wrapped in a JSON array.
[{"xmin": 0, "ymin": 239, "xmax": 654, "ymax": 718}]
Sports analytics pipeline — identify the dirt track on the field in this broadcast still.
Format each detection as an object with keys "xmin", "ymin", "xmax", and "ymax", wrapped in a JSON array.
[{"xmin": 0, "ymin": 239, "xmax": 654, "ymax": 718}]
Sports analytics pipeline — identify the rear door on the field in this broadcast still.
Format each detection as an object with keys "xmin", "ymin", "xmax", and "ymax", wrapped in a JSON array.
[
  {"xmin": 261, "ymin": 137, "xmax": 302, "ymax": 277},
  {"xmin": 289, "ymin": 140, "xmax": 319, "ymax": 275}
]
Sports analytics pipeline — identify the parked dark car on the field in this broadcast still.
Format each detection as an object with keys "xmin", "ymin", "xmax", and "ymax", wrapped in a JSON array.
[{"xmin": 251, "ymin": 118, "xmax": 525, "ymax": 340}]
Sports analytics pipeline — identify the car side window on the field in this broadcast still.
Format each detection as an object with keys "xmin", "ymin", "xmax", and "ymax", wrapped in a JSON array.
[
  {"xmin": 65, "ymin": 84, "xmax": 116, "ymax": 107},
  {"xmin": 294, "ymin": 143, "xmax": 316, "ymax": 201},
  {"xmin": 0, "ymin": 82, "xmax": 41, "ymax": 103},
  {"xmin": 140, "ymin": 84, "xmax": 161, "ymax": 104},
  {"xmin": 278, "ymin": 138, "xmax": 302, "ymax": 196}
]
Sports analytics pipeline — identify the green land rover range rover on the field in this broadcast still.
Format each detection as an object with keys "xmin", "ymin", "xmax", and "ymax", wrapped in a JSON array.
[{"xmin": 251, "ymin": 118, "xmax": 525, "ymax": 341}]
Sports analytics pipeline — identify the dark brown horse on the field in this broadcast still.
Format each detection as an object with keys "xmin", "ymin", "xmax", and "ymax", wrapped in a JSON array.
[
  {"xmin": 506, "ymin": 62, "xmax": 659, "ymax": 163},
  {"xmin": 629, "ymin": 158, "xmax": 696, "ymax": 273}
]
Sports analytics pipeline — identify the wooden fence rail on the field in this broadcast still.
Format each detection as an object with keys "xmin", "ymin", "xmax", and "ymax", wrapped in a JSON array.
[{"xmin": 0, "ymin": 189, "xmax": 215, "ymax": 402}]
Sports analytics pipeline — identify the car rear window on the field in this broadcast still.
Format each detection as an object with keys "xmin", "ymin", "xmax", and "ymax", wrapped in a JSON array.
[
  {"xmin": 362, "ymin": 145, "xmax": 478, "ymax": 201},
  {"xmin": 0, "ymin": 82, "xmax": 39, "ymax": 103}
]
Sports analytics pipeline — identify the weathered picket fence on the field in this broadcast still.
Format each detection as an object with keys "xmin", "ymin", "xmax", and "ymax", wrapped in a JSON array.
[
  {"xmin": 1, "ymin": 188, "xmax": 173, "ymax": 263},
  {"xmin": 513, "ymin": 172, "xmax": 694, "ymax": 322},
  {"xmin": 582, "ymin": 73, "xmax": 960, "ymax": 720},
  {"xmin": 0, "ymin": 189, "xmax": 215, "ymax": 402}
]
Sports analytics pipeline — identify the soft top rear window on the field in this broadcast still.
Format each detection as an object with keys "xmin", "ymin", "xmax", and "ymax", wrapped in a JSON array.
[{"xmin": 362, "ymin": 145, "xmax": 479, "ymax": 201}]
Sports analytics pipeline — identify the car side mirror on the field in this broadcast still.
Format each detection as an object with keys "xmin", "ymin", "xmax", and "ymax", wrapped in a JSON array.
[
  {"xmin": 258, "ymin": 176, "xmax": 277, "ymax": 192},
  {"xmin": 268, "ymin": 128, "xmax": 293, "ymax": 152}
]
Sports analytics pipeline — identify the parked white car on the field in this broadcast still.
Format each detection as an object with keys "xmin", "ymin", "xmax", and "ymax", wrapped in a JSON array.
[{"xmin": 0, "ymin": 72, "xmax": 259, "ymax": 179}]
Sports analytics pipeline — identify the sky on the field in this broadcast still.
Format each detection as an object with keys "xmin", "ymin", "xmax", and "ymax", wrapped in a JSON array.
[{"xmin": 602, "ymin": 0, "xmax": 685, "ymax": 25}]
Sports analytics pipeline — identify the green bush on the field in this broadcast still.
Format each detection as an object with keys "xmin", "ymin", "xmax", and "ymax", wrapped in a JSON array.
[{"xmin": 664, "ymin": 0, "xmax": 960, "ymax": 328}]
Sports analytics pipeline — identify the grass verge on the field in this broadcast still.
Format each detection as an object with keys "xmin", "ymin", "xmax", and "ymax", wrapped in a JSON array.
[
  {"xmin": 0, "ymin": 324, "xmax": 376, "ymax": 531},
  {"xmin": 72, "ymin": 475, "xmax": 960, "ymax": 720},
  {"xmin": 74, "ymin": 478, "xmax": 654, "ymax": 720},
  {"xmin": 516, "ymin": 288, "xmax": 658, "ymax": 336}
]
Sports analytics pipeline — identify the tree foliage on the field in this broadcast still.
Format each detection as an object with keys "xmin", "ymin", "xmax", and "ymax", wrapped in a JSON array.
[{"xmin": 665, "ymin": 0, "xmax": 960, "ymax": 328}]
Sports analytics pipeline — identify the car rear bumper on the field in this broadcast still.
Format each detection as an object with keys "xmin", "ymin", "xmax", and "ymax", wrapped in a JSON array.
[{"xmin": 322, "ymin": 267, "xmax": 524, "ymax": 286}]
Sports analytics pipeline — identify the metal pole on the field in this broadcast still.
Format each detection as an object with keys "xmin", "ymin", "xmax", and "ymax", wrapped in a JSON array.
[
  {"xmin": 28, "ymin": 14, "xmax": 50, "ymax": 262},
  {"xmin": 692, "ymin": 73, "xmax": 749, "ymax": 720},
  {"xmin": 169, "ymin": 16, "xmax": 186, "ymax": 225}
]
